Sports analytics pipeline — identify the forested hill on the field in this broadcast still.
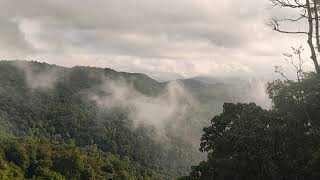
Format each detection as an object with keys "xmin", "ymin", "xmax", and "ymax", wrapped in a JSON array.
[
  {"xmin": 0, "ymin": 60, "xmax": 270, "ymax": 179},
  {"xmin": 0, "ymin": 60, "xmax": 212, "ymax": 179},
  {"xmin": 0, "ymin": 60, "xmax": 186, "ymax": 179}
]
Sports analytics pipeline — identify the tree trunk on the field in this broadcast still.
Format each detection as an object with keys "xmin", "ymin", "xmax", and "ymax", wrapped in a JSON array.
[
  {"xmin": 307, "ymin": 0, "xmax": 320, "ymax": 74},
  {"xmin": 314, "ymin": 0, "xmax": 320, "ymax": 53}
]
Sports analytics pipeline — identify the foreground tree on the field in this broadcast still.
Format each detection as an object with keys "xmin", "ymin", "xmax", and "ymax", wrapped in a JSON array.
[
  {"xmin": 267, "ymin": 72, "xmax": 320, "ymax": 126},
  {"xmin": 268, "ymin": 0, "xmax": 320, "ymax": 74},
  {"xmin": 181, "ymin": 74, "xmax": 320, "ymax": 180},
  {"xmin": 183, "ymin": 103, "xmax": 315, "ymax": 180}
]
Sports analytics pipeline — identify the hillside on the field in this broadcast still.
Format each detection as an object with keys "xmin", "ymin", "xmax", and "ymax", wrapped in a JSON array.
[{"xmin": 0, "ymin": 60, "xmax": 270, "ymax": 179}]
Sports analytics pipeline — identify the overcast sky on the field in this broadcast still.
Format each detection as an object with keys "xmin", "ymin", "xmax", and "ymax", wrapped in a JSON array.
[{"xmin": 0, "ymin": 0, "xmax": 312, "ymax": 81}]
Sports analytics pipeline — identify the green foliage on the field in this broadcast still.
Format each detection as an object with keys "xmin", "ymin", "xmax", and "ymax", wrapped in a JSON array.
[
  {"xmin": 53, "ymin": 150, "xmax": 84, "ymax": 179},
  {"xmin": 184, "ymin": 73, "xmax": 320, "ymax": 180},
  {"xmin": 0, "ymin": 60, "xmax": 200, "ymax": 178},
  {"xmin": 267, "ymin": 73, "xmax": 320, "ymax": 128},
  {"xmin": 0, "ymin": 158, "xmax": 24, "ymax": 180},
  {"xmin": 33, "ymin": 167, "xmax": 65, "ymax": 180},
  {"xmin": 0, "ymin": 137, "xmax": 161, "ymax": 179},
  {"xmin": 5, "ymin": 145, "xmax": 28, "ymax": 169}
]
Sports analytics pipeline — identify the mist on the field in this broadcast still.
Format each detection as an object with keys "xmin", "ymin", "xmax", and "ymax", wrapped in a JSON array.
[
  {"xmin": 244, "ymin": 78, "xmax": 272, "ymax": 109},
  {"xmin": 5, "ymin": 61, "xmax": 272, "ymax": 146},
  {"xmin": 11, "ymin": 61, "xmax": 59, "ymax": 90},
  {"xmin": 88, "ymin": 77, "xmax": 203, "ymax": 140}
]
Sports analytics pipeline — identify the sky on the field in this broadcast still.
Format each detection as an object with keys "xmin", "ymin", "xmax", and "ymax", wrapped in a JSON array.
[{"xmin": 0, "ymin": 0, "xmax": 312, "ymax": 81}]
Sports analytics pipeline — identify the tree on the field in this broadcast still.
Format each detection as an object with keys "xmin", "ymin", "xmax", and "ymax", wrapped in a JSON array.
[
  {"xmin": 4, "ymin": 142, "xmax": 29, "ymax": 170},
  {"xmin": 53, "ymin": 150, "xmax": 85, "ymax": 180},
  {"xmin": 268, "ymin": 0, "xmax": 320, "ymax": 74},
  {"xmin": 188, "ymin": 103, "xmax": 277, "ymax": 180},
  {"xmin": 184, "ymin": 102, "xmax": 317, "ymax": 180},
  {"xmin": 267, "ymin": 72, "xmax": 320, "ymax": 128}
]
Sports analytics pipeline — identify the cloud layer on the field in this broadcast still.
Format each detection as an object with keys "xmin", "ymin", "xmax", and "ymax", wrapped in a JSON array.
[{"xmin": 0, "ymin": 0, "xmax": 310, "ymax": 80}]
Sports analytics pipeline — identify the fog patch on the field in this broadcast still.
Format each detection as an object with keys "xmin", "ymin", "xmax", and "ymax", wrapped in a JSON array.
[
  {"xmin": 86, "ymin": 75, "xmax": 273, "ymax": 147},
  {"xmin": 246, "ymin": 78, "xmax": 272, "ymax": 109},
  {"xmin": 89, "ymin": 78, "xmax": 201, "ymax": 137},
  {"xmin": 252, "ymin": 82, "xmax": 271, "ymax": 109},
  {"xmin": 11, "ymin": 61, "xmax": 59, "ymax": 90}
]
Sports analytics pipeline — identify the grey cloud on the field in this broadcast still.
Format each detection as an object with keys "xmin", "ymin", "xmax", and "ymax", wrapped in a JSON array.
[
  {"xmin": 0, "ymin": 0, "xmax": 267, "ymax": 54},
  {"xmin": 0, "ymin": 0, "xmax": 305, "ymax": 80},
  {"xmin": 0, "ymin": 18, "xmax": 34, "ymax": 53}
]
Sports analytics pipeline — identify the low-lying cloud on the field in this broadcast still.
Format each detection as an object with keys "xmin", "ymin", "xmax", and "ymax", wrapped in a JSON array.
[
  {"xmin": 11, "ymin": 61, "xmax": 59, "ymax": 90},
  {"xmin": 89, "ymin": 78, "xmax": 201, "ymax": 137}
]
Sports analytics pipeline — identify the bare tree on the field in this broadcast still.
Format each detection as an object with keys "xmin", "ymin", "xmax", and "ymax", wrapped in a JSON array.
[
  {"xmin": 284, "ymin": 46, "xmax": 308, "ymax": 81},
  {"xmin": 268, "ymin": 0, "xmax": 320, "ymax": 75},
  {"xmin": 274, "ymin": 46, "xmax": 307, "ymax": 81}
]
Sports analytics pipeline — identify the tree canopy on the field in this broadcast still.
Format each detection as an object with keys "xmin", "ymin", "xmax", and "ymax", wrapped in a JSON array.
[{"xmin": 182, "ymin": 73, "xmax": 320, "ymax": 180}]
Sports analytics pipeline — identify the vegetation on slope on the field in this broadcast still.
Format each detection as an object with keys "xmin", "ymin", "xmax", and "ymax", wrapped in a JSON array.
[
  {"xmin": 0, "ymin": 60, "xmax": 201, "ymax": 178},
  {"xmin": 0, "ymin": 137, "xmax": 161, "ymax": 179}
]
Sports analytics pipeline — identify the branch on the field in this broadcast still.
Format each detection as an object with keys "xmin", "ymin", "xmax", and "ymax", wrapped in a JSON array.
[
  {"xmin": 274, "ymin": 29, "xmax": 309, "ymax": 34},
  {"xmin": 274, "ymin": 15, "xmax": 306, "ymax": 22},
  {"xmin": 267, "ymin": 18, "xmax": 309, "ymax": 34},
  {"xmin": 275, "ymin": 66, "xmax": 291, "ymax": 81},
  {"xmin": 270, "ymin": 0, "xmax": 307, "ymax": 8},
  {"xmin": 283, "ymin": 46, "xmax": 307, "ymax": 81}
]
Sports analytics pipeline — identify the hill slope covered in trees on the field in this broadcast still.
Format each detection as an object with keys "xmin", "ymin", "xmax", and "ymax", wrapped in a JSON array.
[
  {"xmin": 0, "ymin": 60, "xmax": 197, "ymax": 179},
  {"xmin": 0, "ymin": 60, "xmax": 272, "ymax": 179}
]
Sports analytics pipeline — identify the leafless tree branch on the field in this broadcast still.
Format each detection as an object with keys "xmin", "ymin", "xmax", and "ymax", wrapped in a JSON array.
[
  {"xmin": 270, "ymin": 0, "xmax": 306, "ymax": 8},
  {"xmin": 267, "ymin": 18, "xmax": 308, "ymax": 34}
]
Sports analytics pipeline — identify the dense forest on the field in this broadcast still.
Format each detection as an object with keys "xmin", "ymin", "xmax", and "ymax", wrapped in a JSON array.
[
  {"xmin": 0, "ymin": 60, "xmax": 206, "ymax": 179},
  {"xmin": 2, "ymin": 60, "xmax": 320, "ymax": 179},
  {"xmin": 1, "ymin": 60, "xmax": 260, "ymax": 179},
  {"xmin": 0, "ymin": 137, "xmax": 161, "ymax": 179}
]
